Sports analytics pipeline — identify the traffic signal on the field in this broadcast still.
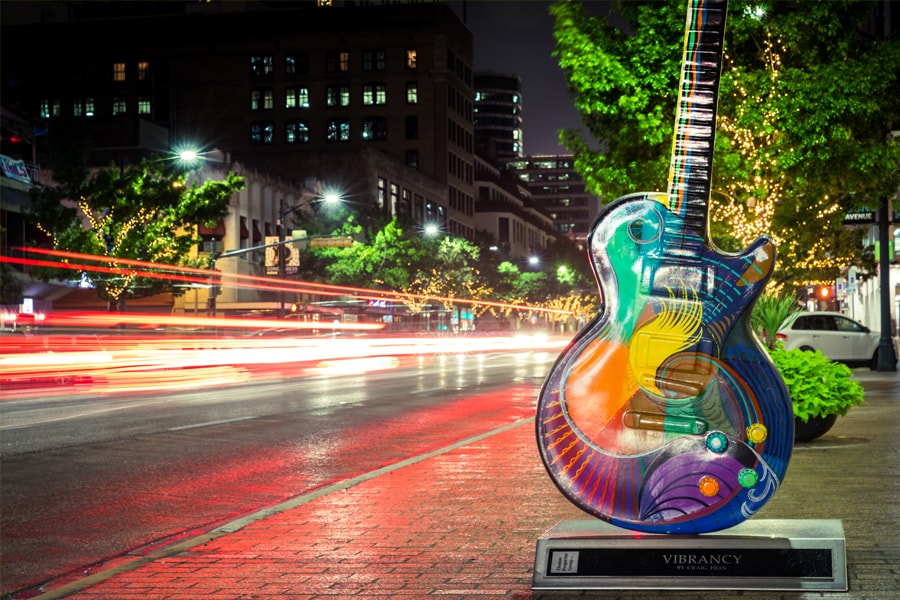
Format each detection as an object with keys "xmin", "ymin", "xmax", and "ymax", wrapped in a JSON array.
[
  {"xmin": 817, "ymin": 285, "xmax": 834, "ymax": 301},
  {"xmin": 290, "ymin": 303, "xmax": 300, "ymax": 313}
]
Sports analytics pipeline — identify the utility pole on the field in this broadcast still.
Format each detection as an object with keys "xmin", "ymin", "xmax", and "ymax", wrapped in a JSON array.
[
  {"xmin": 279, "ymin": 198, "xmax": 287, "ymax": 317},
  {"xmin": 876, "ymin": 195, "xmax": 896, "ymax": 371}
]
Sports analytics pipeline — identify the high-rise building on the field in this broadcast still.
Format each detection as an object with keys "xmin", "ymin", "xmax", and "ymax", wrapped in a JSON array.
[
  {"xmin": 473, "ymin": 72, "xmax": 524, "ymax": 163},
  {"xmin": 504, "ymin": 155, "xmax": 602, "ymax": 246},
  {"xmin": 1, "ymin": 1, "xmax": 477, "ymax": 239}
]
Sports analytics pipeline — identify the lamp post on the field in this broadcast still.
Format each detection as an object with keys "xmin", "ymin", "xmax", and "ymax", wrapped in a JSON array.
[{"xmin": 277, "ymin": 193, "xmax": 340, "ymax": 316}]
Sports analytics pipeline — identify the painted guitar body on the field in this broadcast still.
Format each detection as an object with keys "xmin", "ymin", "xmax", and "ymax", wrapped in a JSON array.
[{"xmin": 535, "ymin": 0, "xmax": 793, "ymax": 535}]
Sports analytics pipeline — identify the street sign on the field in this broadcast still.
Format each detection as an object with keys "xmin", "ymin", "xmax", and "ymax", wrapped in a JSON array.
[
  {"xmin": 842, "ymin": 210, "xmax": 876, "ymax": 225},
  {"xmin": 309, "ymin": 236, "xmax": 354, "ymax": 248}
]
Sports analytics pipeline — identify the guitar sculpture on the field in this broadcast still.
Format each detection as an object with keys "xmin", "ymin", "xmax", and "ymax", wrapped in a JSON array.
[{"xmin": 536, "ymin": 0, "xmax": 793, "ymax": 535}]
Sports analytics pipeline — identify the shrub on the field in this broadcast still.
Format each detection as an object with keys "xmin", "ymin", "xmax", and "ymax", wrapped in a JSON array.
[
  {"xmin": 768, "ymin": 346, "xmax": 864, "ymax": 421},
  {"xmin": 752, "ymin": 292, "xmax": 802, "ymax": 350}
]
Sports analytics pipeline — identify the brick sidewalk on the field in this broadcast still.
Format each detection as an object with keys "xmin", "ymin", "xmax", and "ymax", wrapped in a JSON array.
[{"xmin": 36, "ymin": 370, "xmax": 900, "ymax": 600}]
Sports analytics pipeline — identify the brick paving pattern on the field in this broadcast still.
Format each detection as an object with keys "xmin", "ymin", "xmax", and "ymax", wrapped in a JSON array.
[{"xmin": 33, "ymin": 370, "xmax": 900, "ymax": 600}]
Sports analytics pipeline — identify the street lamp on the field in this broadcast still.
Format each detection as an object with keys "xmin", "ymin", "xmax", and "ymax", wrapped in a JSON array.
[{"xmin": 277, "ymin": 194, "xmax": 340, "ymax": 316}]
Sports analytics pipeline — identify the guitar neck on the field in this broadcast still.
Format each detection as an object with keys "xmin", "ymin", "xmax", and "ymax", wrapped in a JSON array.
[{"xmin": 665, "ymin": 0, "xmax": 727, "ymax": 257}]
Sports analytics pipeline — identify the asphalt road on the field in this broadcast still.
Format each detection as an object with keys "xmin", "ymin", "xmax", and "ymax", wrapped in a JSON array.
[{"xmin": 0, "ymin": 349, "xmax": 558, "ymax": 597}]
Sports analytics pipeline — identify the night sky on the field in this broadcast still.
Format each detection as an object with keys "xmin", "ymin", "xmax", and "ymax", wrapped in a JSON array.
[{"xmin": 449, "ymin": 1, "xmax": 613, "ymax": 157}]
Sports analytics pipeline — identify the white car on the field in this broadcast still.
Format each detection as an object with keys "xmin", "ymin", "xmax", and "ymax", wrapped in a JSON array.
[{"xmin": 776, "ymin": 311, "xmax": 892, "ymax": 369}]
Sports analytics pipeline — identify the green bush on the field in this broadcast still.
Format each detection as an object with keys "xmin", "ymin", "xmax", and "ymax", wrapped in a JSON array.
[
  {"xmin": 751, "ymin": 292, "xmax": 802, "ymax": 349},
  {"xmin": 768, "ymin": 346, "xmax": 864, "ymax": 422}
]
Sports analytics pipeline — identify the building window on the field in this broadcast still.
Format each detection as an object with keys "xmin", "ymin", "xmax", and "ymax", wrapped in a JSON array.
[
  {"xmin": 251, "ymin": 88, "xmax": 274, "ymax": 110},
  {"xmin": 405, "ymin": 82, "xmax": 418, "ymax": 104},
  {"xmin": 250, "ymin": 55, "xmax": 273, "ymax": 76},
  {"xmin": 285, "ymin": 53, "xmax": 308, "ymax": 75},
  {"xmin": 85, "ymin": 98, "xmax": 95, "ymax": 117},
  {"xmin": 73, "ymin": 99, "xmax": 83, "ymax": 117},
  {"xmin": 137, "ymin": 61, "xmax": 150, "ymax": 80},
  {"xmin": 361, "ymin": 116, "xmax": 387, "ymax": 141},
  {"xmin": 406, "ymin": 150, "xmax": 419, "ymax": 169},
  {"xmin": 405, "ymin": 116, "xmax": 418, "ymax": 139},
  {"xmin": 326, "ymin": 84, "xmax": 350, "ymax": 107},
  {"xmin": 250, "ymin": 121, "xmax": 274, "ymax": 144},
  {"xmin": 112, "ymin": 97, "xmax": 127, "ymax": 115},
  {"xmin": 39, "ymin": 99, "xmax": 61, "ymax": 118},
  {"xmin": 326, "ymin": 51, "xmax": 350, "ymax": 72},
  {"xmin": 326, "ymin": 118, "xmax": 350, "ymax": 142},
  {"xmin": 377, "ymin": 177, "xmax": 387, "ymax": 208},
  {"xmin": 362, "ymin": 83, "xmax": 386, "ymax": 106},
  {"xmin": 406, "ymin": 49, "xmax": 417, "ymax": 69},
  {"xmin": 137, "ymin": 96, "xmax": 151, "ymax": 114},
  {"xmin": 285, "ymin": 86, "xmax": 310, "ymax": 109},
  {"xmin": 286, "ymin": 120, "xmax": 310, "ymax": 143},
  {"xmin": 362, "ymin": 49, "xmax": 386, "ymax": 71},
  {"xmin": 113, "ymin": 62, "xmax": 126, "ymax": 81}
]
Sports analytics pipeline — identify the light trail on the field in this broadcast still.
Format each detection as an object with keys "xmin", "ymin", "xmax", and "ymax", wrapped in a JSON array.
[
  {"xmin": 0, "ymin": 331, "xmax": 568, "ymax": 399},
  {"xmin": 12, "ymin": 246, "xmax": 574, "ymax": 316}
]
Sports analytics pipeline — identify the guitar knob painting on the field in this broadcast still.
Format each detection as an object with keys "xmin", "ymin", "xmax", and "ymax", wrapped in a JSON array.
[{"xmin": 536, "ymin": 0, "xmax": 794, "ymax": 535}]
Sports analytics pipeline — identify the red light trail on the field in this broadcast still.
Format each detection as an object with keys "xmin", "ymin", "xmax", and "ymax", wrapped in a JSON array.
[{"xmin": 10, "ymin": 246, "xmax": 574, "ymax": 315}]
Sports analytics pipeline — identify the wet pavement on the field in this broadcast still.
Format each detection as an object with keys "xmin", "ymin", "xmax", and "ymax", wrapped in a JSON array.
[{"xmin": 22, "ymin": 368, "xmax": 900, "ymax": 600}]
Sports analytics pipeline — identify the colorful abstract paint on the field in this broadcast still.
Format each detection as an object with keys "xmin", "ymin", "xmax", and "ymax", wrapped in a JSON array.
[{"xmin": 535, "ymin": 0, "xmax": 793, "ymax": 535}]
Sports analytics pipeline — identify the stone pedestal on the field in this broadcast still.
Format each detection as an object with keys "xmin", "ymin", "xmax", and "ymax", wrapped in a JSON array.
[{"xmin": 533, "ymin": 519, "xmax": 846, "ymax": 591}]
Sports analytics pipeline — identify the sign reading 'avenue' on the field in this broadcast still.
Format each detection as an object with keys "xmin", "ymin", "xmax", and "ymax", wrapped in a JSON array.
[{"xmin": 842, "ymin": 210, "xmax": 876, "ymax": 225}]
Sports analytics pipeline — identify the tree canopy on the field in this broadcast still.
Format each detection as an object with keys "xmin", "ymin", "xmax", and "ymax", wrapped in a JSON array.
[
  {"xmin": 30, "ymin": 155, "xmax": 244, "ymax": 309},
  {"xmin": 552, "ymin": 0, "xmax": 900, "ymax": 289}
]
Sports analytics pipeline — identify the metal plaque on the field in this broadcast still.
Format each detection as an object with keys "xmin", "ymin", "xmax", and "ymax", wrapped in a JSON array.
[{"xmin": 533, "ymin": 519, "xmax": 846, "ymax": 591}]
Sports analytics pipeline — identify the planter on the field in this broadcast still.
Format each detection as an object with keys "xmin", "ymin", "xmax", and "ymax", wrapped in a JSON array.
[{"xmin": 794, "ymin": 413, "xmax": 838, "ymax": 442}]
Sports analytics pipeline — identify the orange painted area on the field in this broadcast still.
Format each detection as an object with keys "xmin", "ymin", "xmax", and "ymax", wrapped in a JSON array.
[{"xmin": 563, "ymin": 338, "xmax": 636, "ymax": 449}]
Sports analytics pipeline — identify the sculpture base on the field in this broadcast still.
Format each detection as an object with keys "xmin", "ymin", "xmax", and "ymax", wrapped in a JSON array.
[{"xmin": 532, "ymin": 519, "xmax": 846, "ymax": 591}]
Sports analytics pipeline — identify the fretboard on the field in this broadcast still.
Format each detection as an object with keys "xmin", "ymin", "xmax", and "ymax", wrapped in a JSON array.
[{"xmin": 664, "ymin": 0, "xmax": 727, "ymax": 257}]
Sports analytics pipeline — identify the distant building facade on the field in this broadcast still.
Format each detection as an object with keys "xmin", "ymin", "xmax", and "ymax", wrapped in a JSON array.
[
  {"xmin": 473, "ymin": 72, "xmax": 524, "ymax": 163},
  {"xmin": 473, "ymin": 154, "xmax": 555, "ymax": 262},
  {"xmin": 504, "ymin": 155, "xmax": 602, "ymax": 246},
  {"xmin": 1, "ymin": 1, "xmax": 476, "ymax": 240}
]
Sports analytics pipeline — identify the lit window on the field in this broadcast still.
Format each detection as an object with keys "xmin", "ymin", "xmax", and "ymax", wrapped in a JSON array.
[
  {"xmin": 405, "ymin": 82, "xmax": 418, "ymax": 104},
  {"xmin": 326, "ymin": 119, "xmax": 350, "ymax": 142},
  {"xmin": 73, "ymin": 99, "xmax": 83, "ymax": 117},
  {"xmin": 112, "ymin": 97, "xmax": 127, "ymax": 115},
  {"xmin": 39, "ymin": 99, "xmax": 61, "ymax": 118},
  {"xmin": 377, "ymin": 177, "xmax": 387, "ymax": 207},
  {"xmin": 406, "ymin": 49, "xmax": 417, "ymax": 69},
  {"xmin": 362, "ymin": 83, "xmax": 386, "ymax": 105},
  {"xmin": 326, "ymin": 51, "xmax": 350, "ymax": 72},
  {"xmin": 286, "ymin": 86, "xmax": 310, "ymax": 109},
  {"xmin": 137, "ymin": 96, "xmax": 151, "ymax": 114},
  {"xmin": 286, "ymin": 121, "xmax": 310, "ymax": 143},
  {"xmin": 250, "ymin": 55, "xmax": 273, "ymax": 76},
  {"xmin": 326, "ymin": 84, "xmax": 350, "ymax": 107},
  {"xmin": 113, "ymin": 62, "xmax": 126, "ymax": 81},
  {"xmin": 85, "ymin": 98, "xmax": 95, "ymax": 117},
  {"xmin": 137, "ymin": 61, "xmax": 149, "ymax": 81},
  {"xmin": 250, "ymin": 122, "xmax": 274, "ymax": 144},
  {"xmin": 250, "ymin": 88, "xmax": 274, "ymax": 110},
  {"xmin": 361, "ymin": 117, "xmax": 387, "ymax": 141}
]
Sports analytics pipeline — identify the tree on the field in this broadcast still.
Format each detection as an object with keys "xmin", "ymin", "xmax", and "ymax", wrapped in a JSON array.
[
  {"xmin": 313, "ymin": 217, "xmax": 426, "ymax": 289},
  {"xmin": 407, "ymin": 236, "xmax": 494, "ymax": 313},
  {"xmin": 30, "ymin": 155, "xmax": 244, "ymax": 310},
  {"xmin": 552, "ymin": 0, "xmax": 900, "ymax": 289}
]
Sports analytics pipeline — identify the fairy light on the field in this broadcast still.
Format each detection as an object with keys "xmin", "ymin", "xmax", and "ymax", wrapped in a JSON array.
[{"xmin": 712, "ymin": 33, "xmax": 848, "ymax": 277}]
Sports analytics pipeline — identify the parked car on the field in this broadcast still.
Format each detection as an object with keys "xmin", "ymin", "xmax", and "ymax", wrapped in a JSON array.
[{"xmin": 776, "ymin": 311, "xmax": 894, "ymax": 369}]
